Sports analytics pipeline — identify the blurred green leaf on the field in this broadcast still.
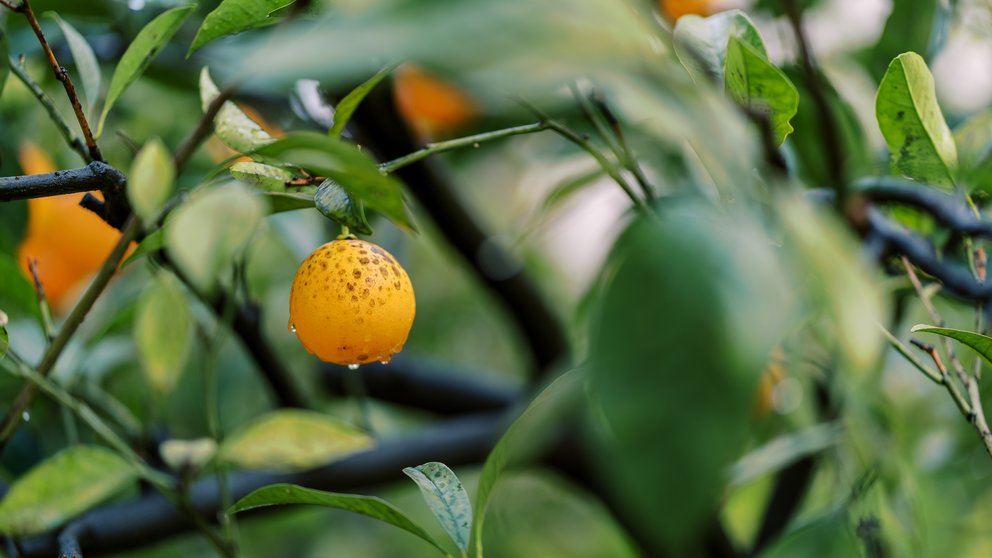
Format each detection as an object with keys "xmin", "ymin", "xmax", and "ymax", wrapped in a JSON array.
[
  {"xmin": 875, "ymin": 52, "xmax": 957, "ymax": 188},
  {"xmin": 219, "ymin": 409, "xmax": 374, "ymax": 471},
  {"xmin": 256, "ymin": 133, "xmax": 413, "ymax": 230},
  {"xmin": 127, "ymin": 138, "xmax": 174, "ymax": 223},
  {"xmin": 471, "ymin": 369, "xmax": 582, "ymax": 557},
  {"xmin": 165, "ymin": 183, "xmax": 265, "ymax": 293},
  {"xmin": 0, "ymin": 12, "xmax": 9, "ymax": 100},
  {"xmin": 729, "ymin": 423, "xmax": 842, "ymax": 487},
  {"xmin": 262, "ymin": 191, "xmax": 315, "ymax": 213},
  {"xmin": 230, "ymin": 161, "xmax": 293, "ymax": 191},
  {"xmin": 189, "ymin": 0, "xmax": 290, "ymax": 56},
  {"xmin": 953, "ymin": 109, "xmax": 992, "ymax": 191},
  {"xmin": 229, "ymin": 483, "xmax": 447, "ymax": 554},
  {"xmin": 160, "ymin": 438, "xmax": 217, "ymax": 471},
  {"xmin": 0, "ymin": 200, "xmax": 27, "ymax": 256},
  {"xmin": 0, "ymin": 445, "xmax": 136, "ymax": 536},
  {"xmin": 724, "ymin": 36, "xmax": 798, "ymax": 146},
  {"xmin": 329, "ymin": 62, "xmax": 399, "ymax": 138},
  {"xmin": 587, "ymin": 201, "xmax": 794, "ymax": 551},
  {"xmin": 540, "ymin": 167, "xmax": 605, "ymax": 214},
  {"xmin": 403, "ymin": 462, "xmax": 471, "ymax": 554},
  {"xmin": 200, "ymin": 67, "xmax": 276, "ymax": 154},
  {"xmin": 314, "ymin": 179, "xmax": 372, "ymax": 235},
  {"xmin": 673, "ymin": 9, "xmax": 766, "ymax": 85},
  {"xmin": 0, "ymin": 309, "xmax": 8, "ymax": 361},
  {"xmin": 134, "ymin": 273, "xmax": 192, "ymax": 395},
  {"xmin": 0, "ymin": 251, "xmax": 40, "ymax": 321},
  {"xmin": 96, "ymin": 4, "xmax": 197, "ymax": 138},
  {"xmin": 911, "ymin": 325, "xmax": 992, "ymax": 368},
  {"xmin": 858, "ymin": 0, "xmax": 939, "ymax": 81},
  {"xmin": 50, "ymin": 14, "xmax": 101, "ymax": 115},
  {"xmin": 759, "ymin": 513, "xmax": 859, "ymax": 558},
  {"xmin": 121, "ymin": 229, "xmax": 164, "ymax": 269}
]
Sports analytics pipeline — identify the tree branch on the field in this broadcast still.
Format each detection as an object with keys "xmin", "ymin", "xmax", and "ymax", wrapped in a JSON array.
[
  {"xmin": 0, "ymin": 162, "xmax": 124, "ymax": 202},
  {"xmin": 855, "ymin": 177, "xmax": 992, "ymax": 238},
  {"xmin": 173, "ymin": 87, "xmax": 234, "ymax": 174}
]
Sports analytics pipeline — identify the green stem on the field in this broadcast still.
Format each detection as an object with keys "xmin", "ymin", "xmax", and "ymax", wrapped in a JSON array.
[
  {"xmin": 8, "ymin": 56, "xmax": 90, "ymax": 164},
  {"xmin": 379, "ymin": 122, "xmax": 549, "ymax": 173},
  {"xmin": 0, "ymin": 216, "xmax": 140, "ymax": 457}
]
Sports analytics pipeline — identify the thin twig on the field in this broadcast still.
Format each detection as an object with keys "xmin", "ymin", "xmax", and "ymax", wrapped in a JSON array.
[
  {"xmin": 15, "ymin": 0, "xmax": 102, "ymax": 161},
  {"xmin": 27, "ymin": 258, "xmax": 55, "ymax": 343},
  {"xmin": 174, "ymin": 87, "xmax": 235, "ymax": 173},
  {"xmin": 379, "ymin": 122, "xmax": 549, "ymax": 173},
  {"xmin": 0, "ymin": 216, "xmax": 140, "ymax": 458},
  {"xmin": 901, "ymin": 256, "xmax": 971, "ymax": 382},
  {"xmin": 8, "ymin": 57, "xmax": 90, "ymax": 163},
  {"xmin": 0, "ymin": 0, "xmax": 20, "ymax": 11},
  {"xmin": 908, "ymin": 339, "xmax": 972, "ymax": 417},
  {"xmin": 588, "ymin": 90, "xmax": 655, "ymax": 200}
]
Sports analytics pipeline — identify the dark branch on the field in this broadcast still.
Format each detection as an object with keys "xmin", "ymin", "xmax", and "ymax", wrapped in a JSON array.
[
  {"xmin": 351, "ymin": 85, "xmax": 569, "ymax": 377},
  {"xmin": 855, "ymin": 177, "xmax": 992, "ymax": 238},
  {"xmin": 0, "ymin": 163, "xmax": 124, "ymax": 202},
  {"xmin": 57, "ymin": 528, "xmax": 82, "ymax": 558},
  {"xmin": 322, "ymin": 356, "xmax": 520, "ymax": 415},
  {"xmin": 15, "ymin": 413, "xmax": 503, "ymax": 557},
  {"xmin": 174, "ymin": 88, "xmax": 234, "ymax": 173}
]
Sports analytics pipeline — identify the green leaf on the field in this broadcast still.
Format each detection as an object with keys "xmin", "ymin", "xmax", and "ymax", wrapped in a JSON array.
[
  {"xmin": 200, "ymin": 67, "xmax": 275, "ymax": 154},
  {"xmin": 229, "ymin": 483, "xmax": 447, "ymax": 555},
  {"xmin": 760, "ymin": 513, "xmax": 859, "ymax": 558},
  {"xmin": 470, "ymin": 369, "xmax": 582, "ymax": 557},
  {"xmin": 51, "ymin": 14, "xmax": 101, "ymax": 115},
  {"xmin": 953, "ymin": 109, "xmax": 992, "ymax": 191},
  {"xmin": 329, "ymin": 62, "xmax": 399, "ymax": 137},
  {"xmin": 586, "ymin": 201, "xmax": 794, "ymax": 551},
  {"xmin": 0, "ymin": 12, "xmax": 10, "ymax": 99},
  {"xmin": 165, "ymin": 182, "xmax": 265, "ymax": 293},
  {"xmin": 127, "ymin": 138, "xmax": 175, "ymax": 223},
  {"xmin": 229, "ymin": 161, "xmax": 294, "ymax": 191},
  {"xmin": 219, "ymin": 409, "xmax": 374, "ymax": 471},
  {"xmin": 0, "ymin": 446, "xmax": 136, "ymax": 536},
  {"xmin": 911, "ymin": 325, "xmax": 992, "ymax": 368},
  {"xmin": 724, "ymin": 35, "xmax": 799, "ymax": 146},
  {"xmin": 403, "ymin": 462, "xmax": 471, "ymax": 554},
  {"xmin": 263, "ymin": 191, "xmax": 315, "ymax": 213},
  {"xmin": 0, "ymin": 250, "xmax": 40, "ymax": 321},
  {"xmin": 188, "ymin": 0, "xmax": 290, "ymax": 56},
  {"xmin": 160, "ymin": 438, "xmax": 217, "ymax": 471},
  {"xmin": 673, "ymin": 9, "xmax": 766, "ymax": 85},
  {"xmin": 255, "ymin": 133, "xmax": 413, "ymax": 230},
  {"xmin": 875, "ymin": 52, "xmax": 957, "ymax": 188},
  {"xmin": 121, "ymin": 229, "xmax": 164, "ymax": 269},
  {"xmin": 314, "ymin": 179, "xmax": 372, "ymax": 235},
  {"xmin": 728, "ymin": 423, "xmax": 842, "ymax": 487},
  {"xmin": 134, "ymin": 274, "xmax": 192, "ymax": 394},
  {"xmin": 97, "ymin": 4, "xmax": 197, "ymax": 138}
]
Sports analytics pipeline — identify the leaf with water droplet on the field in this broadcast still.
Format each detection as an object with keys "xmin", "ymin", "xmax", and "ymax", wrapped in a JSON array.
[
  {"xmin": 314, "ymin": 179, "xmax": 373, "ymax": 235},
  {"xmin": 403, "ymin": 462, "xmax": 472, "ymax": 554}
]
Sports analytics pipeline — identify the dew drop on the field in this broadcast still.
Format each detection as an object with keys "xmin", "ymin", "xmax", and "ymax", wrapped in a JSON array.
[
  {"xmin": 348, "ymin": 363, "xmax": 360, "ymax": 370},
  {"xmin": 379, "ymin": 356, "xmax": 392, "ymax": 365},
  {"xmin": 289, "ymin": 323, "xmax": 297, "ymax": 333},
  {"xmin": 472, "ymin": 142, "xmax": 480, "ymax": 148},
  {"xmin": 21, "ymin": 412, "xmax": 30, "ymax": 422}
]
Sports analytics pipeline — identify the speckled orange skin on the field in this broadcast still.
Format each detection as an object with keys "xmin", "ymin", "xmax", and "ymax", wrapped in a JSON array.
[
  {"xmin": 289, "ymin": 240, "xmax": 416, "ymax": 366},
  {"xmin": 659, "ymin": 0, "xmax": 712, "ymax": 21}
]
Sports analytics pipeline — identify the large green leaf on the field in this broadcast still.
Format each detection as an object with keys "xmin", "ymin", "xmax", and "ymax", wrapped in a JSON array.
[
  {"xmin": 218, "ymin": 409, "xmax": 374, "ymax": 471},
  {"xmin": 403, "ymin": 462, "xmax": 471, "ymax": 554},
  {"xmin": 586, "ymin": 201, "xmax": 794, "ymax": 552},
  {"xmin": 255, "ymin": 133, "xmax": 413, "ymax": 229},
  {"xmin": 127, "ymin": 138, "xmax": 175, "ymax": 223},
  {"xmin": 165, "ymin": 182, "xmax": 265, "ymax": 293},
  {"xmin": 724, "ymin": 35, "xmax": 799, "ymax": 146},
  {"xmin": 200, "ymin": 67, "xmax": 275, "ymax": 154},
  {"xmin": 470, "ymin": 369, "xmax": 582, "ymax": 557},
  {"xmin": 229, "ymin": 484, "xmax": 446, "ymax": 555},
  {"xmin": 911, "ymin": 325, "xmax": 992, "ymax": 368},
  {"xmin": 97, "ymin": 4, "xmax": 197, "ymax": 137},
  {"xmin": 189, "ymin": 0, "xmax": 290, "ymax": 56},
  {"xmin": 134, "ymin": 274, "xmax": 192, "ymax": 395},
  {"xmin": 51, "ymin": 14, "xmax": 101, "ymax": 115},
  {"xmin": 328, "ymin": 62, "xmax": 399, "ymax": 137},
  {"xmin": 0, "ymin": 446, "xmax": 136, "ymax": 536},
  {"xmin": 673, "ymin": 9, "xmax": 766, "ymax": 85},
  {"xmin": 875, "ymin": 52, "xmax": 957, "ymax": 188}
]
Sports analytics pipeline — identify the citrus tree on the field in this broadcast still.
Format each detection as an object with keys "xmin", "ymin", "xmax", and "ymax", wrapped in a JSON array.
[{"xmin": 0, "ymin": 0, "xmax": 991, "ymax": 556}]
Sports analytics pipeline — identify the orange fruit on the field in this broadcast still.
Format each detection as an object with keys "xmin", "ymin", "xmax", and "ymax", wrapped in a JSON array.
[
  {"xmin": 289, "ymin": 239, "xmax": 415, "ymax": 366},
  {"xmin": 393, "ymin": 64, "xmax": 477, "ymax": 139},
  {"xmin": 659, "ymin": 0, "xmax": 713, "ymax": 21},
  {"xmin": 754, "ymin": 348, "xmax": 786, "ymax": 417},
  {"xmin": 16, "ymin": 142, "xmax": 122, "ymax": 311}
]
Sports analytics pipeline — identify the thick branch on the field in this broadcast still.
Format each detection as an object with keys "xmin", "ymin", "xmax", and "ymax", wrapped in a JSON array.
[
  {"xmin": 16, "ymin": 413, "xmax": 503, "ymax": 557},
  {"xmin": 0, "ymin": 162, "xmax": 124, "ymax": 202},
  {"xmin": 855, "ymin": 177, "xmax": 992, "ymax": 238},
  {"xmin": 322, "ymin": 357, "xmax": 520, "ymax": 415}
]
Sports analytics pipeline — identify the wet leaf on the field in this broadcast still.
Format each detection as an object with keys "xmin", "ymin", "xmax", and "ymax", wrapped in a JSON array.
[
  {"xmin": 0, "ymin": 446, "xmax": 136, "ymax": 536},
  {"xmin": 189, "ymin": 0, "xmax": 290, "ymax": 56},
  {"xmin": 219, "ymin": 409, "xmax": 374, "ymax": 471},
  {"xmin": 229, "ymin": 161, "xmax": 294, "ymax": 191},
  {"xmin": 724, "ymin": 35, "xmax": 798, "ymax": 145},
  {"xmin": 97, "ymin": 4, "xmax": 196, "ymax": 137},
  {"xmin": 314, "ymin": 179, "xmax": 372, "ymax": 234},
  {"xmin": 403, "ymin": 462, "xmax": 471, "ymax": 554},
  {"xmin": 134, "ymin": 274, "xmax": 192, "ymax": 394},
  {"xmin": 200, "ymin": 67, "xmax": 276, "ymax": 154}
]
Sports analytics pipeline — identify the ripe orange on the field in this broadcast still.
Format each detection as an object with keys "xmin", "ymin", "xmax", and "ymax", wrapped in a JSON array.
[
  {"xmin": 16, "ymin": 142, "xmax": 122, "ymax": 311},
  {"xmin": 659, "ymin": 0, "xmax": 713, "ymax": 21},
  {"xmin": 289, "ymin": 239, "xmax": 415, "ymax": 366},
  {"xmin": 393, "ymin": 64, "xmax": 477, "ymax": 139}
]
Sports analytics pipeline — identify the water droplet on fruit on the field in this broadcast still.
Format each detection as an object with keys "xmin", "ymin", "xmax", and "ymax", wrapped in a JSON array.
[
  {"xmin": 379, "ymin": 356, "xmax": 392, "ymax": 365},
  {"xmin": 289, "ymin": 323, "xmax": 297, "ymax": 333},
  {"xmin": 348, "ymin": 363, "xmax": 360, "ymax": 370}
]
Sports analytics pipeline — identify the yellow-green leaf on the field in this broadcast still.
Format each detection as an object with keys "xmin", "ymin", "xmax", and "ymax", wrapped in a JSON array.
[
  {"xmin": 134, "ymin": 274, "xmax": 192, "ymax": 394},
  {"xmin": 128, "ymin": 138, "xmax": 174, "ymax": 223},
  {"xmin": 200, "ymin": 67, "xmax": 275, "ymax": 154}
]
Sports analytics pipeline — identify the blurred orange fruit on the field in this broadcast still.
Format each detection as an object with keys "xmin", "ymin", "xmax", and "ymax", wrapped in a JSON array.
[
  {"xmin": 754, "ymin": 347, "xmax": 786, "ymax": 417},
  {"xmin": 16, "ymin": 142, "xmax": 122, "ymax": 311},
  {"xmin": 660, "ymin": 0, "xmax": 713, "ymax": 21},
  {"xmin": 393, "ymin": 64, "xmax": 477, "ymax": 139},
  {"xmin": 289, "ymin": 239, "xmax": 415, "ymax": 366}
]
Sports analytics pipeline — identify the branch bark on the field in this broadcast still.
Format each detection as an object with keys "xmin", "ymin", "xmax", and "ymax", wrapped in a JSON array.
[{"xmin": 0, "ymin": 163, "xmax": 124, "ymax": 202}]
